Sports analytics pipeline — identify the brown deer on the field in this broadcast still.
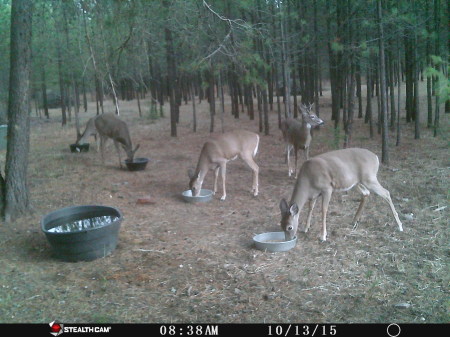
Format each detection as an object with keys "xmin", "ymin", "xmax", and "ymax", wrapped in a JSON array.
[
  {"xmin": 280, "ymin": 103, "xmax": 324, "ymax": 178},
  {"xmin": 77, "ymin": 113, "xmax": 140, "ymax": 168},
  {"xmin": 188, "ymin": 130, "xmax": 260, "ymax": 201},
  {"xmin": 279, "ymin": 148, "xmax": 403, "ymax": 242},
  {"xmin": 76, "ymin": 115, "xmax": 99, "ymax": 150}
]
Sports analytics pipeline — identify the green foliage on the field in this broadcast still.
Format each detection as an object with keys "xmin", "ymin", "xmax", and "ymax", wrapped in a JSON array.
[
  {"xmin": 331, "ymin": 41, "xmax": 344, "ymax": 53},
  {"xmin": 0, "ymin": 0, "xmax": 447, "ymax": 128},
  {"xmin": 424, "ymin": 62, "xmax": 450, "ymax": 103}
]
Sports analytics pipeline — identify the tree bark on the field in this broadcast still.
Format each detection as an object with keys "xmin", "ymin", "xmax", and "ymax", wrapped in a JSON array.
[
  {"xmin": 208, "ymin": 63, "xmax": 215, "ymax": 133},
  {"xmin": 164, "ymin": 12, "xmax": 178, "ymax": 137},
  {"xmin": 41, "ymin": 68, "xmax": 49, "ymax": 119},
  {"xmin": 3, "ymin": 0, "xmax": 33, "ymax": 221},
  {"xmin": 377, "ymin": 0, "xmax": 389, "ymax": 165}
]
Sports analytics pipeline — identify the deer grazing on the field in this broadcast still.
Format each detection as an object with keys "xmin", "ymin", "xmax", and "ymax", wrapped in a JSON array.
[
  {"xmin": 77, "ymin": 113, "xmax": 140, "ymax": 168},
  {"xmin": 76, "ymin": 115, "xmax": 99, "ymax": 150},
  {"xmin": 279, "ymin": 148, "xmax": 403, "ymax": 242},
  {"xmin": 188, "ymin": 130, "xmax": 260, "ymax": 201},
  {"xmin": 280, "ymin": 103, "xmax": 324, "ymax": 178}
]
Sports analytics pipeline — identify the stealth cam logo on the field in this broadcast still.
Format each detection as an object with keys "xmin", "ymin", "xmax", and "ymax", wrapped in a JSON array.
[{"xmin": 49, "ymin": 321, "xmax": 64, "ymax": 336}]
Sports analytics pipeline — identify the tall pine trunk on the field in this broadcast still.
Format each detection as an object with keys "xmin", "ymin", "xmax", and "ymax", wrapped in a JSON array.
[
  {"xmin": 2, "ymin": 0, "xmax": 33, "ymax": 221},
  {"xmin": 377, "ymin": 0, "xmax": 389, "ymax": 165},
  {"xmin": 164, "ymin": 17, "xmax": 178, "ymax": 137}
]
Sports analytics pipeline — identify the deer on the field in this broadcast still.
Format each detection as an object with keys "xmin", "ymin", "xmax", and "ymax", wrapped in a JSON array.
[
  {"xmin": 77, "ymin": 113, "xmax": 140, "ymax": 168},
  {"xmin": 280, "ymin": 103, "xmax": 324, "ymax": 178},
  {"xmin": 188, "ymin": 129, "xmax": 260, "ymax": 201},
  {"xmin": 76, "ymin": 115, "xmax": 99, "ymax": 150},
  {"xmin": 279, "ymin": 148, "xmax": 404, "ymax": 242}
]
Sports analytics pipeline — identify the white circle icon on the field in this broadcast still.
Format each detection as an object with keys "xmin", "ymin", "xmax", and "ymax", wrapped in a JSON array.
[{"xmin": 387, "ymin": 323, "xmax": 401, "ymax": 337}]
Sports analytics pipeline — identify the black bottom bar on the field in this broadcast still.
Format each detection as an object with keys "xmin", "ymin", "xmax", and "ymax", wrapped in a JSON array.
[{"xmin": 2, "ymin": 323, "xmax": 445, "ymax": 336}]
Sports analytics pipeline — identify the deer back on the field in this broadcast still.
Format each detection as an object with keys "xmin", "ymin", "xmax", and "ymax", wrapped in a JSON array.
[
  {"xmin": 207, "ymin": 130, "xmax": 259, "ymax": 161},
  {"xmin": 95, "ymin": 113, "xmax": 132, "ymax": 148},
  {"xmin": 300, "ymin": 148, "xmax": 379, "ymax": 193}
]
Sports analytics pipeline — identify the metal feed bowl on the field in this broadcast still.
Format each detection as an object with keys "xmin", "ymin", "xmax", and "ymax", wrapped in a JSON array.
[
  {"xmin": 253, "ymin": 231, "xmax": 297, "ymax": 252},
  {"xmin": 181, "ymin": 189, "xmax": 213, "ymax": 203}
]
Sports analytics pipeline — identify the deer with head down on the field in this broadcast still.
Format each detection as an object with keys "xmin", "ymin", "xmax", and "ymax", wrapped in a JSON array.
[
  {"xmin": 279, "ymin": 148, "xmax": 403, "ymax": 242},
  {"xmin": 188, "ymin": 129, "xmax": 260, "ymax": 201},
  {"xmin": 280, "ymin": 103, "xmax": 324, "ymax": 178},
  {"xmin": 77, "ymin": 113, "xmax": 140, "ymax": 168}
]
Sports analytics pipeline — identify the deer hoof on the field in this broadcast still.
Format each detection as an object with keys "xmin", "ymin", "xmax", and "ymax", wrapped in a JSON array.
[{"xmin": 220, "ymin": 195, "xmax": 226, "ymax": 201}]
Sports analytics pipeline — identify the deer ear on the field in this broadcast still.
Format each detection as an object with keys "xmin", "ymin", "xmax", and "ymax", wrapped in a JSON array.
[
  {"xmin": 289, "ymin": 203, "xmax": 299, "ymax": 216},
  {"xmin": 279, "ymin": 198, "xmax": 289, "ymax": 214}
]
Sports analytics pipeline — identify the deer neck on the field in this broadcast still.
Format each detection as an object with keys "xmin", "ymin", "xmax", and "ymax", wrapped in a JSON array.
[
  {"xmin": 290, "ymin": 177, "xmax": 311, "ymax": 212},
  {"xmin": 194, "ymin": 153, "xmax": 210, "ymax": 184}
]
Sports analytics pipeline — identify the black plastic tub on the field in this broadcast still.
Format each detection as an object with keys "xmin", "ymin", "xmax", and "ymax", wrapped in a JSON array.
[
  {"xmin": 124, "ymin": 157, "xmax": 149, "ymax": 171},
  {"xmin": 41, "ymin": 205, "xmax": 123, "ymax": 262},
  {"xmin": 70, "ymin": 143, "xmax": 90, "ymax": 153}
]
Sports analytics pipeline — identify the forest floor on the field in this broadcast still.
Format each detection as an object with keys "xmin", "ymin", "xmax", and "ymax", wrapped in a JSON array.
[{"xmin": 0, "ymin": 83, "xmax": 448, "ymax": 324}]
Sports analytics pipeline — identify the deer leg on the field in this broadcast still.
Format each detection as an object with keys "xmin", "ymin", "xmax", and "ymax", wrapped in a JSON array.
[
  {"xmin": 305, "ymin": 197, "xmax": 318, "ymax": 232},
  {"xmin": 94, "ymin": 135, "xmax": 100, "ymax": 152},
  {"xmin": 113, "ymin": 141, "xmax": 123, "ymax": 168},
  {"xmin": 287, "ymin": 145, "xmax": 293, "ymax": 176},
  {"xmin": 352, "ymin": 184, "xmax": 370, "ymax": 230},
  {"xmin": 294, "ymin": 148, "xmax": 299, "ymax": 179},
  {"xmin": 320, "ymin": 189, "xmax": 332, "ymax": 241},
  {"xmin": 219, "ymin": 162, "xmax": 227, "ymax": 201},
  {"xmin": 213, "ymin": 166, "xmax": 220, "ymax": 195},
  {"xmin": 304, "ymin": 145, "xmax": 310, "ymax": 160},
  {"xmin": 242, "ymin": 155, "xmax": 259, "ymax": 197},
  {"xmin": 100, "ymin": 136, "xmax": 106, "ymax": 164},
  {"xmin": 366, "ymin": 180, "xmax": 403, "ymax": 232}
]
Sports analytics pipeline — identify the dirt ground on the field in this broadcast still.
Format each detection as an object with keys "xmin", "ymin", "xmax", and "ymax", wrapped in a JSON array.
[{"xmin": 0, "ymin": 84, "xmax": 448, "ymax": 324}]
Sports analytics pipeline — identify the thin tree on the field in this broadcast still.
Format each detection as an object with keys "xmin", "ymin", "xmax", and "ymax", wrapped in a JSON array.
[
  {"xmin": 377, "ymin": 0, "xmax": 389, "ymax": 165},
  {"xmin": 1, "ymin": 0, "xmax": 33, "ymax": 221},
  {"xmin": 164, "ymin": 0, "xmax": 178, "ymax": 137}
]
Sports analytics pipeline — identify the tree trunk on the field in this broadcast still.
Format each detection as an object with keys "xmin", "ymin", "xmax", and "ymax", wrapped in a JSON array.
[
  {"xmin": 41, "ymin": 68, "xmax": 49, "ymax": 119},
  {"xmin": 82, "ymin": 77, "xmax": 88, "ymax": 112},
  {"xmin": 191, "ymin": 82, "xmax": 197, "ymax": 133},
  {"xmin": 313, "ymin": 0, "xmax": 320, "ymax": 116},
  {"xmin": 164, "ymin": 19, "xmax": 178, "ymax": 137},
  {"xmin": 413, "ymin": 0, "xmax": 420, "ymax": 139},
  {"xmin": 208, "ymin": 63, "xmax": 215, "ymax": 133},
  {"xmin": 279, "ymin": 1, "xmax": 291, "ymax": 118},
  {"xmin": 56, "ymin": 46, "xmax": 67, "ymax": 126},
  {"xmin": 377, "ymin": 0, "xmax": 389, "ymax": 165},
  {"xmin": 262, "ymin": 86, "xmax": 269, "ymax": 136},
  {"xmin": 365, "ymin": 64, "xmax": 374, "ymax": 139},
  {"xmin": 3, "ymin": 0, "xmax": 33, "ymax": 221}
]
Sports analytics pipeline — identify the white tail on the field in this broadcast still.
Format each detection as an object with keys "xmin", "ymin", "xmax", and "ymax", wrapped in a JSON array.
[
  {"xmin": 279, "ymin": 148, "xmax": 403, "ymax": 242},
  {"xmin": 280, "ymin": 103, "xmax": 324, "ymax": 178},
  {"xmin": 188, "ymin": 129, "xmax": 260, "ymax": 201},
  {"xmin": 77, "ymin": 113, "xmax": 140, "ymax": 168}
]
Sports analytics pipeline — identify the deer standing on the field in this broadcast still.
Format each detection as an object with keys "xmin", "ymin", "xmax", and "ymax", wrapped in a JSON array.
[
  {"xmin": 77, "ymin": 113, "xmax": 140, "ymax": 168},
  {"xmin": 280, "ymin": 103, "xmax": 324, "ymax": 178},
  {"xmin": 188, "ymin": 130, "xmax": 260, "ymax": 201},
  {"xmin": 279, "ymin": 148, "xmax": 403, "ymax": 242},
  {"xmin": 76, "ymin": 115, "xmax": 99, "ymax": 150}
]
